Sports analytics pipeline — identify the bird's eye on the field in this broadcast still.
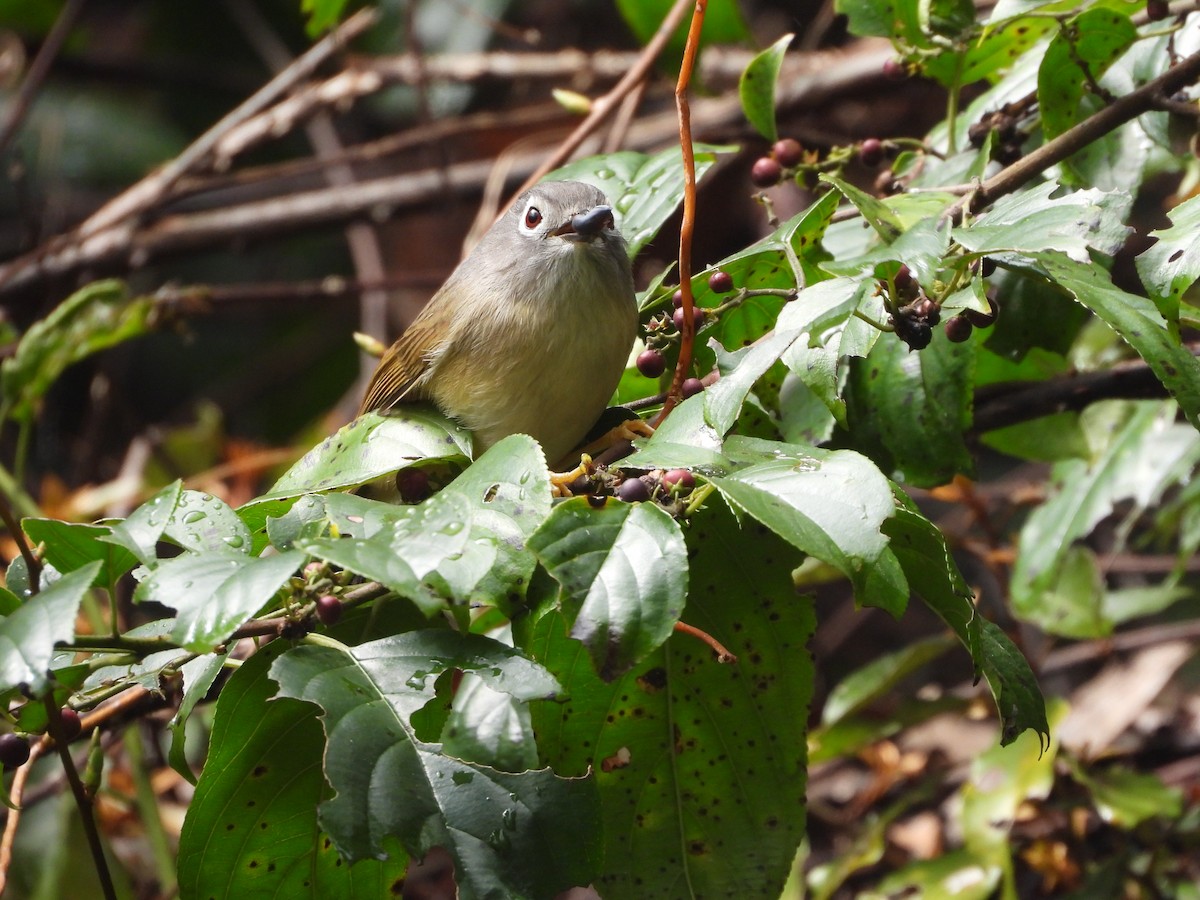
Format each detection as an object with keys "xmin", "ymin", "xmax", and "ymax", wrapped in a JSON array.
[{"xmin": 524, "ymin": 206, "xmax": 542, "ymax": 228}]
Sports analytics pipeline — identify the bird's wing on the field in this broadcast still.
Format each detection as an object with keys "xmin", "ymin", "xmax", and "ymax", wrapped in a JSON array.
[{"xmin": 357, "ymin": 315, "xmax": 447, "ymax": 415}]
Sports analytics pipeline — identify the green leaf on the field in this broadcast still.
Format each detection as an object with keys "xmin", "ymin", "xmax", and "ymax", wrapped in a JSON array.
[
  {"xmin": 178, "ymin": 643, "xmax": 408, "ymax": 898},
  {"xmin": 1136, "ymin": 193, "xmax": 1200, "ymax": 322},
  {"xmin": 955, "ymin": 184, "xmax": 1130, "ymax": 261},
  {"xmin": 163, "ymin": 489, "xmax": 251, "ymax": 555},
  {"xmin": 1012, "ymin": 401, "xmax": 1200, "ymax": 635},
  {"xmin": 0, "ymin": 280, "xmax": 157, "ymax": 423},
  {"xmin": 301, "ymin": 489, "xmax": 482, "ymax": 617},
  {"xmin": 528, "ymin": 497, "xmax": 688, "ymax": 680},
  {"xmin": 835, "ymin": 0, "xmax": 899, "ymax": 38},
  {"xmin": 250, "ymin": 408, "xmax": 471, "ymax": 505},
  {"xmin": 978, "ymin": 620, "xmax": 1050, "ymax": 747},
  {"xmin": 135, "ymin": 550, "xmax": 305, "ymax": 651},
  {"xmin": 1033, "ymin": 253, "xmax": 1200, "ymax": 428},
  {"xmin": 0, "ymin": 562, "xmax": 101, "ymax": 694},
  {"xmin": 529, "ymin": 498, "xmax": 814, "ymax": 898},
  {"xmin": 706, "ymin": 328, "xmax": 805, "ymax": 437},
  {"xmin": 441, "ymin": 671, "xmax": 540, "ymax": 773},
  {"xmin": 843, "ymin": 323, "xmax": 975, "ymax": 487},
  {"xmin": 822, "ymin": 174, "xmax": 905, "ymax": 243},
  {"xmin": 168, "ymin": 651, "xmax": 227, "ymax": 784},
  {"xmin": 21, "ymin": 519, "xmax": 137, "ymax": 587},
  {"xmin": 302, "ymin": 0, "xmax": 349, "ymax": 35},
  {"xmin": 1038, "ymin": 9, "xmax": 1137, "ymax": 140},
  {"xmin": 269, "ymin": 637, "xmax": 597, "ymax": 899},
  {"xmin": 616, "ymin": 0, "xmax": 751, "ymax": 58},
  {"xmin": 1067, "ymin": 761, "xmax": 1183, "ymax": 828},
  {"xmin": 822, "ymin": 636, "xmax": 955, "ymax": 726},
  {"xmin": 884, "ymin": 498, "xmax": 982, "ymax": 671},
  {"xmin": 709, "ymin": 437, "xmax": 908, "ymax": 613},
  {"xmin": 99, "ymin": 481, "xmax": 182, "ymax": 567},
  {"xmin": 265, "ymin": 494, "xmax": 328, "ymax": 551},
  {"xmin": 548, "ymin": 144, "xmax": 731, "ymax": 258},
  {"xmin": 739, "ymin": 34, "xmax": 793, "ymax": 141}
]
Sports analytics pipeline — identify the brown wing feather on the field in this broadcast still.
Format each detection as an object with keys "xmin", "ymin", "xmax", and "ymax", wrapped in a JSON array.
[{"xmin": 357, "ymin": 315, "xmax": 447, "ymax": 415}]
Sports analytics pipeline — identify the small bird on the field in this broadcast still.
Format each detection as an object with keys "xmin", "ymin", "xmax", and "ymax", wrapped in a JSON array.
[{"xmin": 358, "ymin": 181, "xmax": 638, "ymax": 466}]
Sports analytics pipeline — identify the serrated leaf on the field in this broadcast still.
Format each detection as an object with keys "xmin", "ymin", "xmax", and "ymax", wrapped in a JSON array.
[
  {"xmin": 1136, "ymin": 193, "xmax": 1200, "ymax": 322},
  {"xmin": 269, "ymin": 638, "xmax": 596, "ymax": 899},
  {"xmin": 0, "ymin": 280, "xmax": 157, "ymax": 423},
  {"xmin": 99, "ymin": 480, "xmax": 182, "ymax": 567},
  {"xmin": 0, "ymin": 562, "xmax": 100, "ymax": 694},
  {"xmin": 978, "ymin": 620, "xmax": 1050, "ymax": 747},
  {"xmin": 956, "ymin": 185, "xmax": 1131, "ymax": 261},
  {"xmin": 822, "ymin": 174, "xmax": 905, "ymax": 243},
  {"xmin": 169, "ymin": 651, "xmax": 227, "ymax": 784},
  {"xmin": 529, "ymin": 497, "xmax": 688, "ymax": 680},
  {"xmin": 843, "ymin": 323, "xmax": 975, "ymax": 487},
  {"xmin": 1033, "ymin": 253, "xmax": 1200, "ymax": 428},
  {"xmin": 251, "ymin": 408, "xmax": 471, "ymax": 505},
  {"xmin": 178, "ymin": 643, "xmax": 407, "ymax": 898},
  {"xmin": 21, "ymin": 518, "xmax": 138, "ymax": 587},
  {"xmin": 710, "ymin": 436, "xmax": 907, "ymax": 613},
  {"xmin": 135, "ymin": 550, "xmax": 305, "ymax": 651},
  {"xmin": 165, "ymin": 489, "xmax": 252, "ymax": 555},
  {"xmin": 884, "ymin": 499, "xmax": 982, "ymax": 665},
  {"xmin": 739, "ymin": 34, "xmax": 793, "ymax": 141},
  {"xmin": 706, "ymin": 328, "xmax": 805, "ymax": 437},
  {"xmin": 1038, "ymin": 9, "xmax": 1136, "ymax": 140},
  {"xmin": 548, "ymin": 144, "xmax": 731, "ymax": 258},
  {"xmin": 529, "ymin": 499, "xmax": 813, "ymax": 898}
]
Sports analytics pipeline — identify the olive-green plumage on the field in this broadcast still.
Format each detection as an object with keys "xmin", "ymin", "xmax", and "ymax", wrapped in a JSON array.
[{"xmin": 359, "ymin": 181, "xmax": 637, "ymax": 464}]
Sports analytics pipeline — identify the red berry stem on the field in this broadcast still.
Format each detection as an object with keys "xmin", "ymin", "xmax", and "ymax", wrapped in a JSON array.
[{"xmin": 673, "ymin": 620, "xmax": 738, "ymax": 664}]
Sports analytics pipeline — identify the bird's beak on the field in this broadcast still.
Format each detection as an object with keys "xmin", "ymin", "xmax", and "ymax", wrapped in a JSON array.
[{"xmin": 551, "ymin": 205, "xmax": 615, "ymax": 240}]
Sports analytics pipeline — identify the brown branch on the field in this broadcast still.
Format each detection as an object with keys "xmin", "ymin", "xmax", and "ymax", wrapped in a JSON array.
[
  {"xmin": 0, "ymin": 8, "xmax": 378, "ymax": 294},
  {"xmin": 0, "ymin": 485, "xmax": 41, "ymax": 592},
  {"xmin": 971, "ymin": 348, "xmax": 1198, "ymax": 434},
  {"xmin": 0, "ymin": 39, "xmax": 894, "ymax": 298},
  {"xmin": 943, "ymin": 49, "xmax": 1200, "ymax": 225},
  {"xmin": 0, "ymin": 0, "xmax": 87, "ymax": 157},
  {"xmin": 0, "ymin": 738, "xmax": 45, "ymax": 893}
]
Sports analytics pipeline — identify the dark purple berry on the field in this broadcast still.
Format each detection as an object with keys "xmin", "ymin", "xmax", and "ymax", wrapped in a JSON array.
[
  {"xmin": 944, "ymin": 315, "xmax": 974, "ymax": 342},
  {"xmin": 636, "ymin": 349, "xmax": 666, "ymax": 379},
  {"xmin": 883, "ymin": 58, "xmax": 907, "ymax": 81},
  {"xmin": 672, "ymin": 289, "xmax": 684, "ymax": 308},
  {"xmin": 617, "ymin": 477, "xmax": 651, "ymax": 503},
  {"xmin": 0, "ymin": 733, "xmax": 31, "ymax": 769},
  {"xmin": 859, "ymin": 138, "xmax": 885, "ymax": 167},
  {"xmin": 979, "ymin": 257, "xmax": 996, "ymax": 278},
  {"xmin": 673, "ymin": 306, "xmax": 706, "ymax": 332},
  {"xmin": 681, "ymin": 377, "xmax": 705, "ymax": 398},
  {"xmin": 772, "ymin": 138, "xmax": 804, "ymax": 167},
  {"xmin": 912, "ymin": 296, "xmax": 940, "ymax": 326},
  {"xmin": 964, "ymin": 294, "xmax": 999, "ymax": 328},
  {"xmin": 1146, "ymin": 0, "xmax": 1168, "ymax": 19},
  {"xmin": 708, "ymin": 270, "xmax": 734, "ymax": 294},
  {"xmin": 751, "ymin": 156, "xmax": 783, "ymax": 188},
  {"xmin": 396, "ymin": 468, "xmax": 432, "ymax": 503},
  {"xmin": 316, "ymin": 594, "xmax": 343, "ymax": 626},
  {"xmin": 662, "ymin": 469, "xmax": 696, "ymax": 492},
  {"xmin": 894, "ymin": 264, "xmax": 913, "ymax": 291},
  {"xmin": 58, "ymin": 708, "xmax": 82, "ymax": 742},
  {"xmin": 892, "ymin": 313, "xmax": 932, "ymax": 351}
]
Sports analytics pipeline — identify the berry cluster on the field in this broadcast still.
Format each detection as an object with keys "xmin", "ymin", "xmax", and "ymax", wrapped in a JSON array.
[
  {"xmin": 750, "ymin": 133, "xmax": 897, "ymax": 194},
  {"xmin": 883, "ymin": 261, "xmax": 1002, "ymax": 351},
  {"xmin": 637, "ymin": 269, "xmax": 734, "ymax": 380}
]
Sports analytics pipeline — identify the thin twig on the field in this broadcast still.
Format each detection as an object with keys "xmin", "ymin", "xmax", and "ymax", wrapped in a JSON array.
[
  {"xmin": 674, "ymin": 620, "xmax": 738, "ymax": 663},
  {"xmin": 0, "ymin": 0, "xmax": 87, "ymax": 157},
  {"xmin": 505, "ymin": 0, "xmax": 695, "ymax": 205},
  {"xmin": 655, "ymin": 0, "xmax": 707, "ymax": 427},
  {"xmin": 0, "ymin": 739, "xmax": 45, "ymax": 893},
  {"xmin": 44, "ymin": 697, "xmax": 116, "ymax": 900},
  {"xmin": 0, "ymin": 484, "xmax": 41, "ymax": 592}
]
